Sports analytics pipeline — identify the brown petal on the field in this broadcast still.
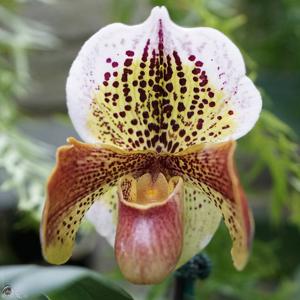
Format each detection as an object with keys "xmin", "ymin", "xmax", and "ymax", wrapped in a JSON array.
[
  {"xmin": 41, "ymin": 138, "xmax": 155, "ymax": 265},
  {"xmin": 163, "ymin": 141, "xmax": 254, "ymax": 270}
]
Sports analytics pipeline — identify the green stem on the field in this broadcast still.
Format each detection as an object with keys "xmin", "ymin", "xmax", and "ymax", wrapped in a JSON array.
[
  {"xmin": 173, "ymin": 253, "xmax": 211, "ymax": 300},
  {"xmin": 174, "ymin": 277, "xmax": 195, "ymax": 300}
]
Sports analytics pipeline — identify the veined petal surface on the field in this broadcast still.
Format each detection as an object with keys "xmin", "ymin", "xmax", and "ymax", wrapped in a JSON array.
[
  {"xmin": 115, "ymin": 175, "xmax": 184, "ymax": 284},
  {"xmin": 86, "ymin": 181, "xmax": 222, "ymax": 269}
]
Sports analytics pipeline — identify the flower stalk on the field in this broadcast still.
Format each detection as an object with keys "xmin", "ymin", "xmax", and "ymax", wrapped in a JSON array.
[{"xmin": 174, "ymin": 253, "xmax": 211, "ymax": 300}]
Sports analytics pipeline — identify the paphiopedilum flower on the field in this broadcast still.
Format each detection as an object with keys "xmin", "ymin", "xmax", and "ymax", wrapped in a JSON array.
[{"xmin": 41, "ymin": 7, "xmax": 262, "ymax": 284}]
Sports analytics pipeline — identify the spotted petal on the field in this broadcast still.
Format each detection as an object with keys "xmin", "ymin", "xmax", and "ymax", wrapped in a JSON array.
[
  {"xmin": 41, "ymin": 138, "xmax": 155, "ymax": 264},
  {"xmin": 163, "ymin": 141, "xmax": 254, "ymax": 270},
  {"xmin": 67, "ymin": 6, "xmax": 261, "ymax": 153},
  {"xmin": 177, "ymin": 184, "xmax": 222, "ymax": 267}
]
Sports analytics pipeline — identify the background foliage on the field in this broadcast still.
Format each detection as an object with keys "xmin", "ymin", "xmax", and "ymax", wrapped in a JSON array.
[{"xmin": 0, "ymin": 0, "xmax": 299, "ymax": 299}]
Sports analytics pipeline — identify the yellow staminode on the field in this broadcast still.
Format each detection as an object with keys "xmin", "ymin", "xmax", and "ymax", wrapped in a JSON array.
[{"xmin": 136, "ymin": 173, "xmax": 169, "ymax": 204}]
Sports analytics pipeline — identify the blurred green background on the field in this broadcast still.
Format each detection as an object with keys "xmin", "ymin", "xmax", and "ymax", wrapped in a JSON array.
[{"xmin": 0, "ymin": 0, "xmax": 299, "ymax": 299}]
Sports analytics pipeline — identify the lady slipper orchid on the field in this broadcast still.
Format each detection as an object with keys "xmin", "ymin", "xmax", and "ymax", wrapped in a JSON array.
[{"xmin": 41, "ymin": 6, "xmax": 262, "ymax": 284}]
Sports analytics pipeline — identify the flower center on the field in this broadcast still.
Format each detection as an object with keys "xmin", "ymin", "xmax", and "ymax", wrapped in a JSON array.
[
  {"xmin": 119, "ymin": 171, "xmax": 180, "ymax": 207},
  {"xmin": 136, "ymin": 173, "xmax": 169, "ymax": 204}
]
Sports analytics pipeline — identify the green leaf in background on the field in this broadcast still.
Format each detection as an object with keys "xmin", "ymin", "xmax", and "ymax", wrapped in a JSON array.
[{"xmin": 0, "ymin": 265, "xmax": 133, "ymax": 300}]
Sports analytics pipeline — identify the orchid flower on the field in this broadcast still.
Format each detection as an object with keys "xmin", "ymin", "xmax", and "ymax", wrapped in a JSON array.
[{"xmin": 40, "ymin": 6, "xmax": 262, "ymax": 284}]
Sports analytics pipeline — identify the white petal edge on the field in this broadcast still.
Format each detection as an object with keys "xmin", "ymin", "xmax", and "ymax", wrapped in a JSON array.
[
  {"xmin": 227, "ymin": 76, "xmax": 262, "ymax": 141},
  {"xmin": 66, "ymin": 7, "xmax": 170, "ymax": 144},
  {"xmin": 66, "ymin": 5, "xmax": 261, "ymax": 144}
]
